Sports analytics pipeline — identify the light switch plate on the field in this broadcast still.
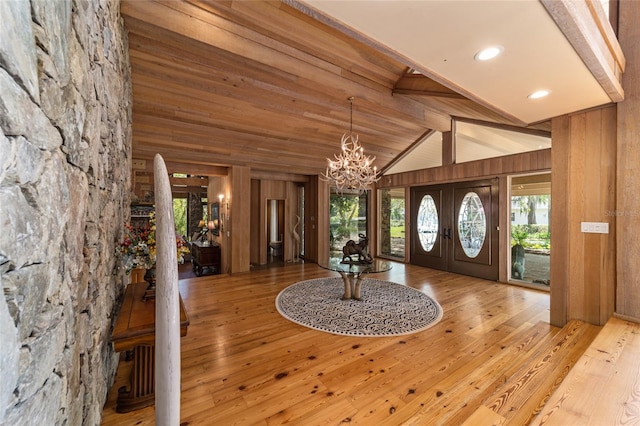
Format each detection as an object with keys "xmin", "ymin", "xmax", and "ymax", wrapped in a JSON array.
[
  {"xmin": 581, "ymin": 222, "xmax": 609, "ymax": 234},
  {"xmin": 132, "ymin": 159, "xmax": 147, "ymax": 170}
]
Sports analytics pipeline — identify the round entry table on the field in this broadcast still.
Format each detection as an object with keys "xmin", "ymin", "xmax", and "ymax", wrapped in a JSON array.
[{"xmin": 318, "ymin": 258, "xmax": 393, "ymax": 300}]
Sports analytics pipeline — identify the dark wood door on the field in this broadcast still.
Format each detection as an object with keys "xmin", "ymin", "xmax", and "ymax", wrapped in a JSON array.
[
  {"xmin": 410, "ymin": 185, "xmax": 448, "ymax": 271},
  {"xmin": 411, "ymin": 179, "xmax": 499, "ymax": 280}
]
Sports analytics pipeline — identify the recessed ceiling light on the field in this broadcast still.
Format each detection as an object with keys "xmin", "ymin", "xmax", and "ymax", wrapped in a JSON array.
[
  {"xmin": 474, "ymin": 46, "xmax": 503, "ymax": 61},
  {"xmin": 528, "ymin": 90, "xmax": 551, "ymax": 99}
]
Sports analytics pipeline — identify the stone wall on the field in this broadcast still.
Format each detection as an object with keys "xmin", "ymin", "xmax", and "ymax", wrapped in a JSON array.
[{"xmin": 0, "ymin": 0, "xmax": 131, "ymax": 424}]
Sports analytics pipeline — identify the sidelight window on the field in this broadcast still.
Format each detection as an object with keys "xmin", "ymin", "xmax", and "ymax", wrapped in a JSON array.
[{"xmin": 378, "ymin": 188, "xmax": 405, "ymax": 259}]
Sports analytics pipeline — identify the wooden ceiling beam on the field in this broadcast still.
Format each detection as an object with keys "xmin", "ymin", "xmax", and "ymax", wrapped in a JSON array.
[
  {"xmin": 393, "ymin": 74, "xmax": 467, "ymax": 100},
  {"xmin": 169, "ymin": 176, "xmax": 209, "ymax": 186},
  {"xmin": 132, "ymin": 157, "xmax": 229, "ymax": 176},
  {"xmin": 541, "ymin": 0, "xmax": 625, "ymax": 102},
  {"xmin": 170, "ymin": 185, "xmax": 208, "ymax": 194},
  {"xmin": 250, "ymin": 170, "xmax": 309, "ymax": 183}
]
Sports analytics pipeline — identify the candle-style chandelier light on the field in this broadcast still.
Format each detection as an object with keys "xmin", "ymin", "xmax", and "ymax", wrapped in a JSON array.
[{"xmin": 322, "ymin": 97, "xmax": 380, "ymax": 194}]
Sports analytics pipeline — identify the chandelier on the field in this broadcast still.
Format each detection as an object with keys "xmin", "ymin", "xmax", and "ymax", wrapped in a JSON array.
[{"xmin": 322, "ymin": 97, "xmax": 380, "ymax": 194}]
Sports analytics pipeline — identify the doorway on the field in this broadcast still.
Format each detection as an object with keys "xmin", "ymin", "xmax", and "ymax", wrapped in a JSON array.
[
  {"xmin": 410, "ymin": 178, "xmax": 499, "ymax": 280},
  {"xmin": 267, "ymin": 199, "xmax": 284, "ymax": 263}
]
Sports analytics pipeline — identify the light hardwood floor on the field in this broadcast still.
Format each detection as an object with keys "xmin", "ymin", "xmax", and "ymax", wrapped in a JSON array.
[
  {"xmin": 531, "ymin": 316, "xmax": 640, "ymax": 425},
  {"xmin": 101, "ymin": 261, "xmax": 597, "ymax": 425}
]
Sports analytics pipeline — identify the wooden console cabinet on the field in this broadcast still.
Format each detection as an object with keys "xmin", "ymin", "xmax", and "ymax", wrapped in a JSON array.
[
  {"xmin": 191, "ymin": 241, "xmax": 221, "ymax": 276},
  {"xmin": 111, "ymin": 282, "xmax": 189, "ymax": 413}
]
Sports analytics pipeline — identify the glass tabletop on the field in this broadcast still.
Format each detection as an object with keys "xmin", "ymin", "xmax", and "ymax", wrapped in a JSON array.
[{"xmin": 317, "ymin": 257, "xmax": 393, "ymax": 275}]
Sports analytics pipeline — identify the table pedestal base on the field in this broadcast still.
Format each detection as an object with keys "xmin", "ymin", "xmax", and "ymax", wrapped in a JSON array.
[
  {"xmin": 339, "ymin": 272, "xmax": 364, "ymax": 300},
  {"xmin": 116, "ymin": 345, "xmax": 155, "ymax": 413}
]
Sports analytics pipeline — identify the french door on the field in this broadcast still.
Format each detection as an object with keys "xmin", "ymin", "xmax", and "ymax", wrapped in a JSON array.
[{"xmin": 410, "ymin": 179, "xmax": 499, "ymax": 280}]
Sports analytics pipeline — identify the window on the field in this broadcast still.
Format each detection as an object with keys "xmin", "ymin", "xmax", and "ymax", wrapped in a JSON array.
[
  {"xmin": 329, "ymin": 190, "xmax": 369, "ymax": 258},
  {"xmin": 416, "ymin": 194, "xmax": 437, "ymax": 252},
  {"xmin": 457, "ymin": 192, "xmax": 486, "ymax": 259},
  {"xmin": 509, "ymin": 173, "xmax": 551, "ymax": 288},
  {"xmin": 455, "ymin": 121, "xmax": 551, "ymax": 163},
  {"xmin": 379, "ymin": 188, "xmax": 405, "ymax": 259}
]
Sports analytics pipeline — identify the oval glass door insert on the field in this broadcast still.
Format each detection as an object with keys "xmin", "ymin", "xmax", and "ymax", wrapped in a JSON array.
[
  {"xmin": 417, "ymin": 195, "xmax": 438, "ymax": 252},
  {"xmin": 457, "ymin": 192, "xmax": 486, "ymax": 258}
]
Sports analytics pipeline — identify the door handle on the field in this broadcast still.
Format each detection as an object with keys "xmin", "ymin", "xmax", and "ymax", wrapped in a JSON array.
[{"xmin": 443, "ymin": 228, "xmax": 452, "ymax": 239}]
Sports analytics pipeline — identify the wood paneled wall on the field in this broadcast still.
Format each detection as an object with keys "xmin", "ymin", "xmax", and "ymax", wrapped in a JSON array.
[
  {"xmin": 250, "ymin": 179, "xmax": 301, "ymax": 265},
  {"xmin": 616, "ymin": 1, "xmax": 640, "ymax": 322},
  {"xmin": 550, "ymin": 106, "xmax": 617, "ymax": 327},
  {"xmin": 378, "ymin": 149, "xmax": 551, "ymax": 189}
]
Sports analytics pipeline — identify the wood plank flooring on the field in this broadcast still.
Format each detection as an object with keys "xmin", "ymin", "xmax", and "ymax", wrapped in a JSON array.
[
  {"xmin": 531, "ymin": 317, "xmax": 640, "ymax": 425},
  {"xmin": 101, "ymin": 261, "xmax": 595, "ymax": 425}
]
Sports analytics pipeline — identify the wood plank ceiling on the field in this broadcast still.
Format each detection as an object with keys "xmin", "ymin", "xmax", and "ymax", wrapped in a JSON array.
[{"xmin": 120, "ymin": 0, "xmax": 614, "ymax": 177}]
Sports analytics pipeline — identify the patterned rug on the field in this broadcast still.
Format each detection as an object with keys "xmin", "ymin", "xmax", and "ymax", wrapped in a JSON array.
[{"xmin": 275, "ymin": 277, "xmax": 443, "ymax": 337}]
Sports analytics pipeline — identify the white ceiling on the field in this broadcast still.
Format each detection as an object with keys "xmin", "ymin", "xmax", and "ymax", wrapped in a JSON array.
[{"xmin": 303, "ymin": 0, "xmax": 613, "ymax": 125}]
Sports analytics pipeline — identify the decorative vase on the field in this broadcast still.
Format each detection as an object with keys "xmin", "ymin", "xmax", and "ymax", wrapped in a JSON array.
[{"xmin": 142, "ymin": 266, "xmax": 156, "ymax": 301}]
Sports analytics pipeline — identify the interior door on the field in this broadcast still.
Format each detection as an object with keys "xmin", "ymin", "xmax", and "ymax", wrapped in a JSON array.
[{"xmin": 411, "ymin": 179, "xmax": 499, "ymax": 280}]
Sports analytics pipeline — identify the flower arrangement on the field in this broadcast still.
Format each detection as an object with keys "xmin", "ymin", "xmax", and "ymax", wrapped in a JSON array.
[{"xmin": 116, "ymin": 212, "xmax": 190, "ymax": 274}]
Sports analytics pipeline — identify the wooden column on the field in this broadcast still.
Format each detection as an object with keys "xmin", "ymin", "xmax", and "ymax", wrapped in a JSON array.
[
  {"xmin": 307, "ymin": 175, "xmax": 331, "ymax": 265},
  {"xmin": 550, "ymin": 106, "xmax": 617, "ymax": 327},
  {"xmin": 616, "ymin": 1, "xmax": 640, "ymax": 321},
  {"xmin": 230, "ymin": 165, "xmax": 251, "ymax": 273},
  {"xmin": 442, "ymin": 128, "xmax": 455, "ymax": 166},
  {"xmin": 153, "ymin": 154, "xmax": 181, "ymax": 425},
  {"xmin": 317, "ymin": 178, "xmax": 330, "ymax": 265},
  {"xmin": 303, "ymin": 176, "xmax": 319, "ymax": 263}
]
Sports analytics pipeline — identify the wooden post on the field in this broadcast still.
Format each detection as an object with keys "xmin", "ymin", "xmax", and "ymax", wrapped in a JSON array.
[
  {"xmin": 153, "ymin": 154, "xmax": 180, "ymax": 425},
  {"xmin": 616, "ymin": 1, "xmax": 640, "ymax": 321}
]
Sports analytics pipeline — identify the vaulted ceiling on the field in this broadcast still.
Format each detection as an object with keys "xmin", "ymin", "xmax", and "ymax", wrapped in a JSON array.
[{"xmin": 121, "ymin": 0, "xmax": 623, "ymax": 178}]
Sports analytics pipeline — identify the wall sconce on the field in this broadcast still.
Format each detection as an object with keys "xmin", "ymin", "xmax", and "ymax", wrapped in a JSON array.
[
  {"xmin": 207, "ymin": 220, "xmax": 215, "ymax": 244},
  {"xmin": 198, "ymin": 219, "xmax": 207, "ymax": 240},
  {"xmin": 219, "ymin": 193, "xmax": 229, "ymax": 210},
  {"xmin": 218, "ymin": 194, "xmax": 226, "ymax": 231}
]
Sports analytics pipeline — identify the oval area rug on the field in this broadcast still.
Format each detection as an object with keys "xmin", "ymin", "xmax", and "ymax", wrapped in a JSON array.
[{"xmin": 275, "ymin": 277, "xmax": 443, "ymax": 337}]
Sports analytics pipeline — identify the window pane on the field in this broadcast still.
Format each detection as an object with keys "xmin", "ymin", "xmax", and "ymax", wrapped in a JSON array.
[
  {"xmin": 330, "ymin": 190, "xmax": 368, "ymax": 257},
  {"xmin": 456, "ymin": 121, "xmax": 551, "ymax": 163},
  {"xmin": 510, "ymin": 173, "xmax": 551, "ymax": 286},
  {"xmin": 379, "ymin": 188, "xmax": 405, "ymax": 258},
  {"xmin": 458, "ymin": 192, "xmax": 486, "ymax": 258},
  {"xmin": 417, "ymin": 195, "xmax": 438, "ymax": 252}
]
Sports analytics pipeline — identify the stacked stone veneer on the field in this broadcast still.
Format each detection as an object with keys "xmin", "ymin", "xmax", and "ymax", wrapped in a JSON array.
[{"xmin": 0, "ymin": 0, "xmax": 131, "ymax": 424}]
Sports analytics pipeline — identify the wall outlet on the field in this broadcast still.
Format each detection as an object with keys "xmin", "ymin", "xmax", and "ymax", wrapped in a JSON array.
[{"xmin": 581, "ymin": 222, "xmax": 609, "ymax": 234}]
